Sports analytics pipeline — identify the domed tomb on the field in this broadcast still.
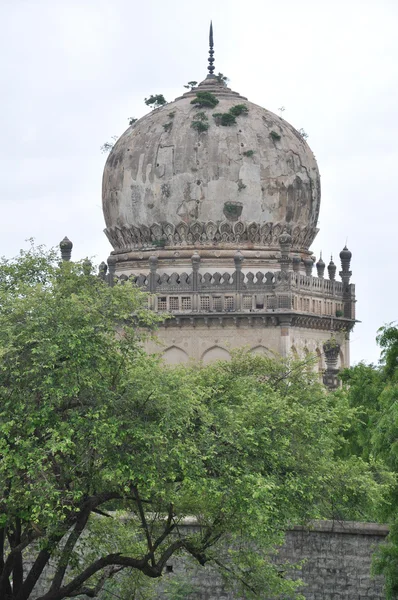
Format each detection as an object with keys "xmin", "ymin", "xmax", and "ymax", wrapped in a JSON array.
[{"xmin": 103, "ymin": 77, "xmax": 321, "ymax": 262}]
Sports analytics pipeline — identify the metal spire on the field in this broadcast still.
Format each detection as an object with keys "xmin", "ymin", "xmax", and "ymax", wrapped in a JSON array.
[{"xmin": 208, "ymin": 21, "xmax": 215, "ymax": 75}]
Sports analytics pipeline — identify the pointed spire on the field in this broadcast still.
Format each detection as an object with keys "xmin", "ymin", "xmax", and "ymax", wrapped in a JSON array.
[{"xmin": 207, "ymin": 21, "xmax": 215, "ymax": 76}]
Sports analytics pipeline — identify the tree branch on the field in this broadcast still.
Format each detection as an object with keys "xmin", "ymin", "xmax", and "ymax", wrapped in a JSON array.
[
  {"xmin": 131, "ymin": 485, "xmax": 156, "ymax": 567},
  {"xmin": 48, "ymin": 505, "xmax": 92, "ymax": 593},
  {"xmin": 152, "ymin": 503, "xmax": 175, "ymax": 552},
  {"xmin": 36, "ymin": 553, "xmax": 158, "ymax": 600}
]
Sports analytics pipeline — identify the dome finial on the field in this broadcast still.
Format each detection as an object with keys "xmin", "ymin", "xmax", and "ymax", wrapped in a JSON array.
[{"xmin": 207, "ymin": 21, "xmax": 215, "ymax": 76}]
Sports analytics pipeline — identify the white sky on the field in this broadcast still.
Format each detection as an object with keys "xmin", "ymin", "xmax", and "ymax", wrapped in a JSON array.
[{"xmin": 1, "ymin": 0, "xmax": 397, "ymax": 365}]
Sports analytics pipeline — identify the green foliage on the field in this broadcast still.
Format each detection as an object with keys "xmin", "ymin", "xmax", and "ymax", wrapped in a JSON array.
[
  {"xmin": 168, "ymin": 111, "xmax": 175, "ymax": 119},
  {"xmin": 237, "ymin": 179, "xmax": 246, "ymax": 191},
  {"xmin": 377, "ymin": 323, "xmax": 398, "ymax": 379},
  {"xmin": 213, "ymin": 105, "xmax": 247, "ymax": 127},
  {"xmin": 100, "ymin": 135, "xmax": 119, "ymax": 154},
  {"xmin": 183, "ymin": 81, "xmax": 197, "ymax": 90},
  {"xmin": 229, "ymin": 104, "xmax": 249, "ymax": 116},
  {"xmin": 0, "ymin": 248, "xmax": 386, "ymax": 599},
  {"xmin": 270, "ymin": 130, "xmax": 281, "ymax": 141},
  {"xmin": 215, "ymin": 72, "xmax": 229, "ymax": 85},
  {"xmin": 213, "ymin": 112, "xmax": 236, "ymax": 126},
  {"xmin": 190, "ymin": 91, "xmax": 219, "ymax": 108},
  {"xmin": 163, "ymin": 122, "xmax": 172, "ymax": 132},
  {"xmin": 144, "ymin": 94, "xmax": 167, "ymax": 109},
  {"xmin": 243, "ymin": 150, "xmax": 255, "ymax": 157},
  {"xmin": 298, "ymin": 127, "xmax": 309, "ymax": 139},
  {"xmin": 339, "ymin": 325, "xmax": 398, "ymax": 597},
  {"xmin": 191, "ymin": 112, "xmax": 209, "ymax": 133},
  {"xmin": 128, "ymin": 117, "xmax": 137, "ymax": 125},
  {"xmin": 335, "ymin": 309, "xmax": 344, "ymax": 317}
]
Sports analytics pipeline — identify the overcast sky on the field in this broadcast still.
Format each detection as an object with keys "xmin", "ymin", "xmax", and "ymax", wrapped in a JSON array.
[{"xmin": 1, "ymin": 0, "xmax": 397, "ymax": 365}]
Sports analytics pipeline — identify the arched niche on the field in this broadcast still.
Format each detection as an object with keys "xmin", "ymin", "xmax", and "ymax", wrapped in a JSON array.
[
  {"xmin": 201, "ymin": 346, "xmax": 231, "ymax": 364},
  {"xmin": 250, "ymin": 345, "xmax": 271, "ymax": 356},
  {"xmin": 162, "ymin": 346, "xmax": 189, "ymax": 365},
  {"xmin": 291, "ymin": 345, "xmax": 299, "ymax": 358}
]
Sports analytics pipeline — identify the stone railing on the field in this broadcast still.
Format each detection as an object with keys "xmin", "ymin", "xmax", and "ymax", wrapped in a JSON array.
[{"xmin": 110, "ymin": 271, "xmax": 354, "ymax": 320}]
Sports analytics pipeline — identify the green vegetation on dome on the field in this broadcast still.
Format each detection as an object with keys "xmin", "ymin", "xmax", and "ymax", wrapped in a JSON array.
[
  {"xmin": 190, "ymin": 91, "xmax": 219, "ymax": 108},
  {"xmin": 144, "ymin": 94, "xmax": 167, "ymax": 109},
  {"xmin": 191, "ymin": 111, "xmax": 209, "ymax": 133},
  {"xmin": 229, "ymin": 104, "xmax": 249, "ymax": 116},
  {"xmin": 270, "ymin": 130, "xmax": 281, "ymax": 141},
  {"xmin": 243, "ymin": 149, "xmax": 255, "ymax": 157},
  {"xmin": 215, "ymin": 72, "xmax": 229, "ymax": 85},
  {"xmin": 213, "ymin": 105, "xmax": 249, "ymax": 127},
  {"xmin": 184, "ymin": 80, "xmax": 198, "ymax": 90}
]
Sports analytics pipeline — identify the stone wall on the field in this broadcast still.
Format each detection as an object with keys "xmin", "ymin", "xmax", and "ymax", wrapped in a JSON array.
[
  {"xmin": 29, "ymin": 521, "xmax": 388, "ymax": 599},
  {"xmin": 161, "ymin": 521, "xmax": 388, "ymax": 600}
]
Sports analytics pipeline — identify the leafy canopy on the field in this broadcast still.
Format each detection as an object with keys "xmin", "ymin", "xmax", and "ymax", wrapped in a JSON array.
[{"xmin": 0, "ymin": 244, "xmax": 385, "ymax": 600}]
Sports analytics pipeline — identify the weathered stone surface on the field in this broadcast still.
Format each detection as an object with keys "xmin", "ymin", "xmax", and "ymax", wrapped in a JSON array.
[
  {"xmin": 102, "ymin": 79, "xmax": 320, "ymax": 254},
  {"xmin": 158, "ymin": 522, "xmax": 388, "ymax": 600}
]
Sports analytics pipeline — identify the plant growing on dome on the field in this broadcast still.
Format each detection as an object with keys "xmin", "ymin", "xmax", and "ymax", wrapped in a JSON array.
[
  {"xmin": 128, "ymin": 117, "xmax": 137, "ymax": 125},
  {"xmin": 144, "ymin": 94, "xmax": 167, "ymax": 109},
  {"xmin": 229, "ymin": 104, "xmax": 249, "ymax": 116},
  {"xmin": 215, "ymin": 72, "xmax": 229, "ymax": 85},
  {"xmin": 190, "ymin": 91, "xmax": 219, "ymax": 108},
  {"xmin": 100, "ymin": 135, "xmax": 119, "ymax": 154},
  {"xmin": 191, "ymin": 121, "xmax": 209, "ymax": 133},
  {"xmin": 163, "ymin": 122, "xmax": 173, "ymax": 132},
  {"xmin": 213, "ymin": 112, "xmax": 236, "ymax": 126},
  {"xmin": 270, "ymin": 130, "xmax": 281, "ymax": 141},
  {"xmin": 237, "ymin": 179, "xmax": 247, "ymax": 191},
  {"xmin": 184, "ymin": 81, "xmax": 198, "ymax": 90},
  {"xmin": 298, "ymin": 127, "xmax": 309, "ymax": 140},
  {"xmin": 168, "ymin": 111, "xmax": 175, "ymax": 118},
  {"xmin": 191, "ymin": 112, "xmax": 209, "ymax": 132},
  {"xmin": 243, "ymin": 150, "xmax": 255, "ymax": 157}
]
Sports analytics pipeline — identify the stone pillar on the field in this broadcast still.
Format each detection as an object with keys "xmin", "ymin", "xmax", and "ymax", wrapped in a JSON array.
[
  {"xmin": 234, "ymin": 250, "xmax": 244, "ymax": 311},
  {"xmin": 279, "ymin": 230, "xmax": 292, "ymax": 272},
  {"xmin": 323, "ymin": 339, "xmax": 341, "ymax": 389},
  {"xmin": 107, "ymin": 256, "xmax": 116, "ymax": 287},
  {"xmin": 149, "ymin": 255, "xmax": 158, "ymax": 293},
  {"xmin": 279, "ymin": 316, "xmax": 292, "ymax": 358},
  {"xmin": 148, "ymin": 255, "xmax": 158, "ymax": 311},
  {"xmin": 292, "ymin": 256, "xmax": 301, "ymax": 273},
  {"xmin": 98, "ymin": 261, "xmax": 108, "ymax": 281},
  {"xmin": 191, "ymin": 251, "xmax": 200, "ymax": 312}
]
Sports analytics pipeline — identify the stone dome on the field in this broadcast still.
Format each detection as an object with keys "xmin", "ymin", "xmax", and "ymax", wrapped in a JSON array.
[{"xmin": 103, "ymin": 77, "xmax": 320, "ymax": 259}]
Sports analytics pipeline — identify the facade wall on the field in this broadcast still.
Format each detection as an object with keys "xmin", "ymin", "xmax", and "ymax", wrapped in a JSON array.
[{"xmin": 145, "ymin": 325, "xmax": 349, "ymax": 369}]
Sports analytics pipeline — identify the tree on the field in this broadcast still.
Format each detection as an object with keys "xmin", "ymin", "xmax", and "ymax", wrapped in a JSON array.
[
  {"xmin": 144, "ymin": 95, "xmax": 166, "ymax": 109},
  {"xmin": 0, "ymin": 244, "xmax": 384, "ymax": 600},
  {"xmin": 339, "ymin": 324, "xmax": 398, "ymax": 598},
  {"xmin": 183, "ymin": 81, "xmax": 197, "ymax": 90}
]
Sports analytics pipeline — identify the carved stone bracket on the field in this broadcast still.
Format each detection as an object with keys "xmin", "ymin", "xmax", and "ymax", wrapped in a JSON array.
[{"xmin": 105, "ymin": 220, "xmax": 319, "ymax": 253}]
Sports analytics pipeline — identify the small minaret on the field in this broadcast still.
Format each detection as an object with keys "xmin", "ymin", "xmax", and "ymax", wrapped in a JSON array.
[
  {"xmin": 59, "ymin": 237, "xmax": 73, "ymax": 261},
  {"xmin": 279, "ymin": 230, "xmax": 292, "ymax": 272},
  {"xmin": 316, "ymin": 253, "xmax": 325, "ymax": 279},
  {"xmin": 323, "ymin": 338, "xmax": 341, "ymax": 390},
  {"xmin": 339, "ymin": 245, "xmax": 353, "ymax": 319},
  {"xmin": 327, "ymin": 256, "xmax": 336, "ymax": 281}
]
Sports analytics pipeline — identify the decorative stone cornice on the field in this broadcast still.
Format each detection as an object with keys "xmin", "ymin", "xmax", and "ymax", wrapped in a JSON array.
[
  {"xmin": 105, "ymin": 220, "xmax": 318, "ymax": 254},
  {"xmin": 158, "ymin": 312, "xmax": 354, "ymax": 331}
]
